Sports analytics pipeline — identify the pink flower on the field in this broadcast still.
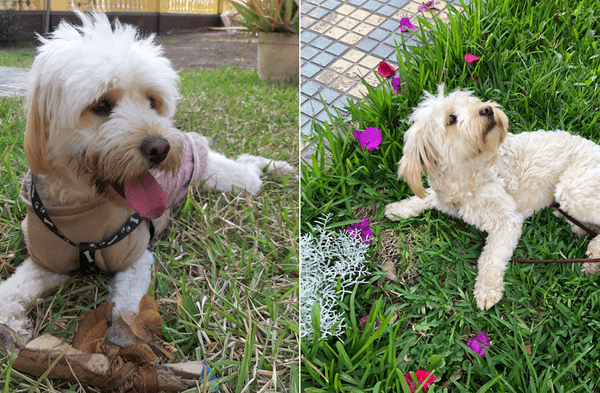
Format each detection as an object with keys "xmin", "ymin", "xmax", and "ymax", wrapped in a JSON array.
[
  {"xmin": 418, "ymin": 1, "xmax": 439, "ymax": 12},
  {"xmin": 464, "ymin": 53, "xmax": 480, "ymax": 64},
  {"xmin": 468, "ymin": 332, "xmax": 490, "ymax": 357},
  {"xmin": 404, "ymin": 370, "xmax": 437, "ymax": 392},
  {"xmin": 377, "ymin": 61, "xmax": 395, "ymax": 78},
  {"xmin": 391, "ymin": 77, "xmax": 406, "ymax": 94},
  {"xmin": 348, "ymin": 218, "xmax": 374, "ymax": 244},
  {"xmin": 399, "ymin": 17, "xmax": 417, "ymax": 32},
  {"xmin": 353, "ymin": 127, "xmax": 382, "ymax": 151}
]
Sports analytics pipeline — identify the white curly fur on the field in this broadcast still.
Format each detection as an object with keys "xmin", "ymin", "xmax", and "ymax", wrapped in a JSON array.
[
  {"xmin": 0, "ymin": 11, "xmax": 292, "ymax": 351},
  {"xmin": 385, "ymin": 86, "xmax": 600, "ymax": 310}
]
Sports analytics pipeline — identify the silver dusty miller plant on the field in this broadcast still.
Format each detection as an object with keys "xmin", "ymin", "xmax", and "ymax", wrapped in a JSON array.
[{"xmin": 300, "ymin": 214, "xmax": 369, "ymax": 340}]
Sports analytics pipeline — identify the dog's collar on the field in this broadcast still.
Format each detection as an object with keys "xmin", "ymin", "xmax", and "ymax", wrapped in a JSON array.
[{"xmin": 28, "ymin": 173, "xmax": 154, "ymax": 275}]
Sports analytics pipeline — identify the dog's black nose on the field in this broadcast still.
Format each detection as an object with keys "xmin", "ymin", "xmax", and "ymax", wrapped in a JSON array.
[
  {"xmin": 140, "ymin": 137, "xmax": 170, "ymax": 165},
  {"xmin": 479, "ymin": 106, "xmax": 494, "ymax": 118}
]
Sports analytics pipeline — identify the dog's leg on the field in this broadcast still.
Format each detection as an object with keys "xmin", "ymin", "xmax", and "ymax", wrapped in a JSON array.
[
  {"xmin": 454, "ymin": 189, "xmax": 524, "ymax": 310},
  {"xmin": 472, "ymin": 222, "xmax": 523, "ymax": 310},
  {"xmin": 0, "ymin": 258, "xmax": 69, "ymax": 350},
  {"xmin": 201, "ymin": 151, "xmax": 292, "ymax": 195},
  {"xmin": 555, "ymin": 169, "xmax": 600, "ymax": 275},
  {"xmin": 385, "ymin": 189, "xmax": 437, "ymax": 220},
  {"xmin": 106, "ymin": 250, "xmax": 154, "ymax": 346}
]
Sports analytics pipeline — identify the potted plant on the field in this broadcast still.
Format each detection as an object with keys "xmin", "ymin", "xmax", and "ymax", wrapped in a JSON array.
[{"xmin": 228, "ymin": 0, "xmax": 299, "ymax": 82}]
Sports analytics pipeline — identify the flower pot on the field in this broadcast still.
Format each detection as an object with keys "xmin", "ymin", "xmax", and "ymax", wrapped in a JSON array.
[{"xmin": 257, "ymin": 32, "xmax": 299, "ymax": 82}]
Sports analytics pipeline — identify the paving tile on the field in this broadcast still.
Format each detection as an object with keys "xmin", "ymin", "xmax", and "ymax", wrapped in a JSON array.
[
  {"xmin": 352, "ymin": 23, "xmax": 376, "ymax": 36},
  {"xmin": 322, "ymin": 12, "xmax": 345, "ymax": 24},
  {"xmin": 380, "ymin": 19, "xmax": 401, "ymax": 31},
  {"xmin": 302, "ymin": 80, "xmax": 322, "ymax": 96},
  {"xmin": 320, "ymin": 0, "xmax": 341, "ymax": 10},
  {"xmin": 349, "ymin": 8, "xmax": 371, "ymax": 21},
  {"xmin": 343, "ymin": 48, "xmax": 367, "ymax": 62},
  {"xmin": 333, "ymin": 95, "xmax": 353, "ymax": 110},
  {"xmin": 301, "ymin": 30, "xmax": 318, "ymax": 44},
  {"xmin": 306, "ymin": 6, "xmax": 329, "ymax": 19},
  {"xmin": 376, "ymin": 4, "xmax": 401, "ymax": 17},
  {"xmin": 337, "ymin": 17, "xmax": 361, "ymax": 30},
  {"xmin": 312, "ymin": 51, "xmax": 337, "ymax": 67},
  {"xmin": 318, "ymin": 87, "xmax": 341, "ymax": 103},
  {"xmin": 339, "ymin": 32, "xmax": 362, "ymax": 45},
  {"xmin": 301, "ymin": 98, "xmax": 325, "ymax": 116},
  {"xmin": 355, "ymin": 37, "xmax": 378, "ymax": 52},
  {"xmin": 358, "ymin": 54, "xmax": 382, "ymax": 69},
  {"xmin": 346, "ymin": 0, "xmax": 367, "ymax": 7},
  {"xmin": 361, "ymin": 1, "xmax": 384, "ymax": 12},
  {"xmin": 324, "ymin": 26, "xmax": 347, "ymax": 40},
  {"xmin": 330, "ymin": 58, "xmax": 353, "ymax": 73},
  {"xmin": 303, "ymin": 3, "xmax": 315, "ymax": 14},
  {"xmin": 336, "ymin": 4, "xmax": 356, "ymax": 15},
  {"xmin": 329, "ymin": 74, "xmax": 357, "ymax": 93},
  {"xmin": 345, "ymin": 64, "xmax": 371, "ymax": 80},
  {"xmin": 315, "ymin": 68, "xmax": 341, "ymax": 84},
  {"xmin": 348, "ymin": 83, "xmax": 369, "ymax": 99},
  {"xmin": 368, "ymin": 27, "xmax": 392, "ymax": 42},
  {"xmin": 315, "ymin": 109, "xmax": 330, "ymax": 123},
  {"xmin": 310, "ymin": 20, "xmax": 333, "ymax": 33},
  {"xmin": 301, "ymin": 45, "xmax": 320, "ymax": 60},
  {"xmin": 311, "ymin": 35, "xmax": 334, "ymax": 49},
  {"xmin": 365, "ymin": 13, "xmax": 386, "ymax": 26},
  {"xmin": 302, "ymin": 16, "xmax": 316, "ymax": 28},
  {"xmin": 371, "ymin": 43, "xmax": 396, "ymax": 59},
  {"xmin": 325, "ymin": 42, "xmax": 350, "ymax": 56},
  {"xmin": 302, "ymin": 62, "xmax": 322, "ymax": 78}
]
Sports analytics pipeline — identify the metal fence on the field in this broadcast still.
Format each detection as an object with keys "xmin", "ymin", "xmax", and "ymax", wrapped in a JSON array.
[{"xmin": 0, "ymin": 0, "xmax": 234, "ymax": 13}]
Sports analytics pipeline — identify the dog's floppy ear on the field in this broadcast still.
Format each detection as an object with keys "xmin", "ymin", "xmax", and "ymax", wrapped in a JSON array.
[
  {"xmin": 24, "ymin": 85, "xmax": 52, "ymax": 174},
  {"xmin": 397, "ymin": 124, "xmax": 438, "ymax": 198}
]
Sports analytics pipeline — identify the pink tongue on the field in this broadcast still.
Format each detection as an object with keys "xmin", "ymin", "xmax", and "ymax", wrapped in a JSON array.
[{"xmin": 124, "ymin": 172, "xmax": 167, "ymax": 219}]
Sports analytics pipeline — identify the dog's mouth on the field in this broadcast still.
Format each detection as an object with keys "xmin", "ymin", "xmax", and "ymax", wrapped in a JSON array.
[{"xmin": 112, "ymin": 172, "xmax": 167, "ymax": 219}]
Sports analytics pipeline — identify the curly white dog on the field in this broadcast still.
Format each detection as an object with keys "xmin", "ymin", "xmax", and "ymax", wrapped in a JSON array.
[
  {"xmin": 385, "ymin": 86, "xmax": 600, "ymax": 310},
  {"xmin": 0, "ymin": 12, "xmax": 292, "ymax": 352}
]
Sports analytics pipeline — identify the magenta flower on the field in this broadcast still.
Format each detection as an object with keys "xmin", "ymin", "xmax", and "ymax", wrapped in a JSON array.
[
  {"xmin": 377, "ymin": 61, "xmax": 395, "ymax": 78},
  {"xmin": 418, "ymin": 1, "xmax": 439, "ymax": 12},
  {"xmin": 468, "ymin": 332, "xmax": 491, "ymax": 357},
  {"xmin": 391, "ymin": 77, "xmax": 406, "ymax": 94},
  {"xmin": 399, "ymin": 17, "xmax": 417, "ymax": 32},
  {"xmin": 464, "ymin": 53, "xmax": 480, "ymax": 64},
  {"xmin": 348, "ymin": 218, "xmax": 374, "ymax": 244},
  {"xmin": 353, "ymin": 127, "xmax": 382, "ymax": 151},
  {"xmin": 404, "ymin": 370, "xmax": 437, "ymax": 392}
]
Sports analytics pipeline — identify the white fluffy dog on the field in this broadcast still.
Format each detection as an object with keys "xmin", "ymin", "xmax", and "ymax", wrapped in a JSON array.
[
  {"xmin": 385, "ymin": 86, "xmax": 600, "ymax": 310},
  {"xmin": 0, "ymin": 12, "xmax": 291, "ymax": 352}
]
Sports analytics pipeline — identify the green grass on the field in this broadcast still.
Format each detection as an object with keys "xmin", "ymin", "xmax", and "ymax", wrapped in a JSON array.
[
  {"xmin": 0, "ymin": 66, "xmax": 299, "ymax": 392},
  {"xmin": 0, "ymin": 47, "xmax": 35, "ymax": 68},
  {"xmin": 301, "ymin": 0, "xmax": 600, "ymax": 391}
]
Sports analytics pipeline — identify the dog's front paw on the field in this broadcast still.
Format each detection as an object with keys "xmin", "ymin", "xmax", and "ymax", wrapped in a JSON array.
[
  {"xmin": 236, "ymin": 154, "xmax": 293, "ymax": 176},
  {"xmin": 473, "ymin": 285, "xmax": 504, "ymax": 310},
  {"xmin": 385, "ymin": 202, "xmax": 411, "ymax": 221},
  {"xmin": 0, "ymin": 321, "xmax": 27, "ymax": 356}
]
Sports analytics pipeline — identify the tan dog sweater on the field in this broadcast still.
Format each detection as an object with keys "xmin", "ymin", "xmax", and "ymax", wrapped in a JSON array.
[{"xmin": 20, "ymin": 175, "xmax": 151, "ymax": 274}]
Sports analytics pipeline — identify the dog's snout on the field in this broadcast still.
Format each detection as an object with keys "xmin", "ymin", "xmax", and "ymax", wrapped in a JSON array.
[
  {"xmin": 479, "ymin": 106, "xmax": 494, "ymax": 118},
  {"xmin": 140, "ymin": 137, "xmax": 170, "ymax": 165}
]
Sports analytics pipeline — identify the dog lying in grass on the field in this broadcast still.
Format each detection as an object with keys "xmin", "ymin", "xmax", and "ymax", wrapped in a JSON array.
[
  {"xmin": 0, "ymin": 11, "xmax": 291, "ymax": 353},
  {"xmin": 386, "ymin": 85, "xmax": 600, "ymax": 310}
]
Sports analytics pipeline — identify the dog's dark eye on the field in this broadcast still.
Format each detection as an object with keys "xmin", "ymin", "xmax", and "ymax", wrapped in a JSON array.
[
  {"xmin": 149, "ymin": 97, "xmax": 156, "ymax": 110},
  {"xmin": 448, "ymin": 114, "xmax": 457, "ymax": 125},
  {"xmin": 93, "ymin": 100, "xmax": 112, "ymax": 116}
]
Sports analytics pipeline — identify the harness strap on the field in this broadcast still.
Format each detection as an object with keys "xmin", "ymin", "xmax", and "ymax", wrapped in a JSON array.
[{"xmin": 29, "ymin": 174, "xmax": 149, "ymax": 275}]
